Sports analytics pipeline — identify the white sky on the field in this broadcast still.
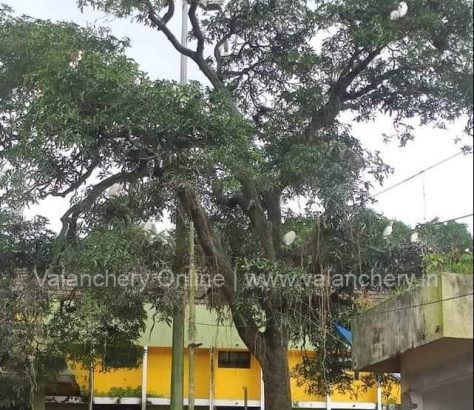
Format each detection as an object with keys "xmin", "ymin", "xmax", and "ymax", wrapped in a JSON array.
[{"xmin": 3, "ymin": 0, "xmax": 474, "ymax": 233}]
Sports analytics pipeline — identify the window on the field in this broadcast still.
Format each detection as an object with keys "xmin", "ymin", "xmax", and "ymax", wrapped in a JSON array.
[{"xmin": 218, "ymin": 351, "xmax": 251, "ymax": 369}]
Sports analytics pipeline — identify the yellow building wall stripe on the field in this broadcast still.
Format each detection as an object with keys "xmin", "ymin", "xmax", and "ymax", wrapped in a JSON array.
[{"xmin": 71, "ymin": 348, "xmax": 400, "ymax": 404}]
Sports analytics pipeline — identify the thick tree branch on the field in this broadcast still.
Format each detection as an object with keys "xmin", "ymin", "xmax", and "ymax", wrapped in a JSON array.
[
  {"xmin": 188, "ymin": 0, "xmax": 205, "ymax": 56},
  {"xmin": 304, "ymin": 48, "xmax": 384, "ymax": 139},
  {"xmin": 177, "ymin": 185, "xmax": 265, "ymax": 351},
  {"xmin": 344, "ymin": 68, "xmax": 403, "ymax": 100},
  {"xmin": 52, "ymin": 157, "xmax": 101, "ymax": 198},
  {"xmin": 239, "ymin": 182, "xmax": 276, "ymax": 261},
  {"xmin": 144, "ymin": 0, "xmax": 196, "ymax": 60},
  {"xmin": 51, "ymin": 164, "xmax": 151, "ymax": 269},
  {"xmin": 338, "ymin": 48, "xmax": 383, "ymax": 91},
  {"xmin": 262, "ymin": 188, "xmax": 282, "ymax": 258}
]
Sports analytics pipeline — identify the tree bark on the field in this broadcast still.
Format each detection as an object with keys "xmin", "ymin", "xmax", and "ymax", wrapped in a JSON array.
[
  {"xmin": 255, "ymin": 328, "xmax": 292, "ymax": 410},
  {"xmin": 177, "ymin": 186, "xmax": 293, "ymax": 410}
]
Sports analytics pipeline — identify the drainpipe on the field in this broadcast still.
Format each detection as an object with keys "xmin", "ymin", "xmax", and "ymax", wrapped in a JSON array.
[{"xmin": 141, "ymin": 346, "xmax": 148, "ymax": 410}]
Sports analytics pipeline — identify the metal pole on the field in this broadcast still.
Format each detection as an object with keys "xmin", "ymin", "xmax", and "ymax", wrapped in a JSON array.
[
  {"xmin": 243, "ymin": 387, "xmax": 248, "ymax": 410},
  {"xmin": 88, "ymin": 364, "xmax": 94, "ymax": 410},
  {"xmin": 141, "ymin": 346, "xmax": 148, "ymax": 410},
  {"xmin": 180, "ymin": 0, "xmax": 188, "ymax": 84},
  {"xmin": 188, "ymin": 222, "xmax": 197, "ymax": 410},
  {"xmin": 170, "ymin": 210, "xmax": 186, "ymax": 410},
  {"xmin": 170, "ymin": 4, "xmax": 188, "ymax": 408}
]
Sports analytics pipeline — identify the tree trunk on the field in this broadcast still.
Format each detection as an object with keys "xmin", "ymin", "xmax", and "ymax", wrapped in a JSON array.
[
  {"xmin": 177, "ymin": 187, "xmax": 293, "ymax": 410},
  {"xmin": 259, "ymin": 331, "xmax": 293, "ymax": 410}
]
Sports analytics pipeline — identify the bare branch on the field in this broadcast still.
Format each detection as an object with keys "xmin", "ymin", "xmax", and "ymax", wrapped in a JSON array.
[
  {"xmin": 144, "ymin": 0, "xmax": 196, "ymax": 60},
  {"xmin": 53, "ymin": 157, "xmax": 101, "ymax": 198},
  {"xmin": 188, "ymin": 0, "xmax": 205, "ymax": 56},
  {"xmin": 51, "ymin": 164, "xmax": 151, "ymax": 269},
  {"xmin": 344, "ymin": 68, "xmax": 403, "ymax": 100}
]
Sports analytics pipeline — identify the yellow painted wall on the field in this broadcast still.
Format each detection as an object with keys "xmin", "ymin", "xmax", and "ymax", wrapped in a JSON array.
[
  {"xmin": 147, "ymin": 347, "xmax": 210, "ymax": 399},
  {"xmin": 71, "ymin": 349, "xmax": 400, "ymax": 404},
  {"xmin": 70, "ymin": 362, "xmax": 142, "ymax": 395},
  {"xmin": 214, "ymin": 350, "xmax": 261, "ymax": 401}
]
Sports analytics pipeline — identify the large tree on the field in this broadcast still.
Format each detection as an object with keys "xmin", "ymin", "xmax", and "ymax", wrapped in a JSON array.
[
  {"xmin": 1, "ymin": 0, "xmax": 473, "ymax": 408},
  {"xmin": 72, "ymin": 0, "xmax": 472, "ymax": 407}
]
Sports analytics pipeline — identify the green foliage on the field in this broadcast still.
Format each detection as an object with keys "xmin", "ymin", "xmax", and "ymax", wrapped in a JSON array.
[
  {"xmin": 0, "ymin": 209, "xmax": 63, "ymax": 409},
  {"xmin": 425, "ymin": 251, "xmax": 473, "ymax": 274},
  {"xmin": 418, "ymin": 220, "xmax": 473, "ymax": 253},
  {"xmin": 95, "ymin": 386, "xmax": 142, "ymax": 397},
  {"xmin": 94, "ymin": 386, "xmax": 162, "ymax": 398},
  {"xmin": 1, "ymin": 0, "xmax": 473, "ymax": 405}
]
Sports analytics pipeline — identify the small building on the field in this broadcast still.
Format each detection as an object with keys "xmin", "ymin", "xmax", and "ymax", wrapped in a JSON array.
[
  {"xmin": 40, "ymin": 306, "xmax": 400, "ymax": 410},
  {"xmin": 352, "ymin": 272, "xmax": 473, "ymax": 410}
]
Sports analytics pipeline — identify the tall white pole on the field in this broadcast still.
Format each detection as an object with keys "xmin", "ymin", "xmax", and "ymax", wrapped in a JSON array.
[
  {"xmin": 180, "ymin": 0, "xmax": 188, "ymax": 84},
  {"xmin": 376, "ymin": 384, "xmax": 383, "ymax": 410},
  {"xmin": 141, "ymin": 346, "xmax": 149, "ymax": 410},
  {"xmin": 326, "ymin": 394, "xmax": 332, "ymax": 410}
]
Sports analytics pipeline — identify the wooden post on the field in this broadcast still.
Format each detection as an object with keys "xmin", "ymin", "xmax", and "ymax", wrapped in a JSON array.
[{"xmin": 188, "ymin": 222, "xmax": 197, "ymax": 410}]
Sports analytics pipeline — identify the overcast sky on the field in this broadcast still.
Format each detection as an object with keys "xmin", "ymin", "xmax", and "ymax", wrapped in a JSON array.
[{"xmin": 4, "ymin": 0, "xmax": 474, "ymax": 233}]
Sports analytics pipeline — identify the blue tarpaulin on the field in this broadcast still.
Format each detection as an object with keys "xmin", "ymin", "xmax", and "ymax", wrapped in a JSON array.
[{"xmin": 333, "ymin": 322, "xmax": 353, "ymax": 344}]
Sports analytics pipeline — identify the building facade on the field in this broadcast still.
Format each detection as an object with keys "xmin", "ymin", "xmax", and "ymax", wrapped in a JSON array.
[{"xmin": 44, "ymin": 306, "xmax": 400, "ymax": 410}]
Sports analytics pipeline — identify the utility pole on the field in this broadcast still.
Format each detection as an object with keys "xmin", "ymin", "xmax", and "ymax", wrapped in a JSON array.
[
  {"xmin": 88, "ymin": 363, "xmax": 94, "ymax": 410},
  {"xmin": 170, "ymin": 1, "xmax": 188, "ymax": 409},
  {"xmin": 188, "ymin": 222, "xmax": 197, "ymax": 410},
  {"xmin": 170, "ymin": 205, "xmax": 186, "ymax": 410}
]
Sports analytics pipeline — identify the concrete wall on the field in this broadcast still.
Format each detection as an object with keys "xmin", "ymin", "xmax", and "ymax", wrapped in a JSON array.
[
  {"xmin": 352, "ymin": 273, "xmax": 473, "ymax": 373},
  {"xmin": 399, "ymin": 341, "xmax": 473, "ymax": 410},
  {"xmin": 352, "ymin": 273, "xmax": 474, "ymax": 410}
]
